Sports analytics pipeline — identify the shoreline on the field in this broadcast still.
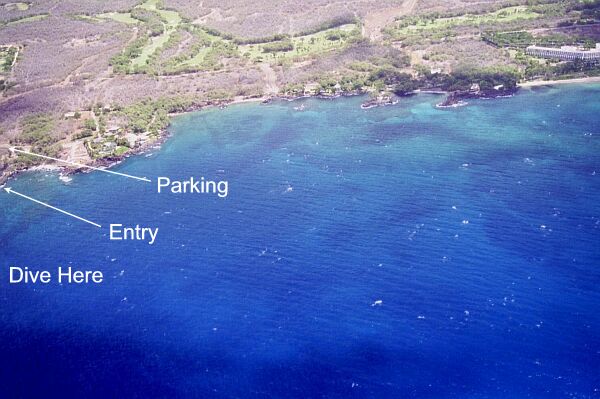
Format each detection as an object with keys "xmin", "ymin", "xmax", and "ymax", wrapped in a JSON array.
[
  {"xmin": 2, "ymin": 75, "xmax": 599, "ymax": 186},
  {"xmin": 518, "ymin": 76, "xmax": 600, "ymax": 88}
]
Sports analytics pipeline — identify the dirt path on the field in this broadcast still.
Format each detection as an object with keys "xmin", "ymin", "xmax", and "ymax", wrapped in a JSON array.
[
  {"xmin": 11, "ymin": 45, "xmax": 19, "ymax": 68},
  {"xmin": 91, "ymin": 111, "xmax": 100, "ymax": 134},
  {"xmin": 260, "ymin": 63, "xmax": 279, "ymax": 95},
  {"xmin": 363, "ymin": 0, "xmax": 418, "ymax": 42},
  {"xmin": 63, "ymin": 140, "xmax": 90, "ymax": 164}
]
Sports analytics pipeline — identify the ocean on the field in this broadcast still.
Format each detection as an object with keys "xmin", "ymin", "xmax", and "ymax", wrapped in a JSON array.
[{"xmin": 0, "ymin": 85, "xmax": 599, "ymax": 398}]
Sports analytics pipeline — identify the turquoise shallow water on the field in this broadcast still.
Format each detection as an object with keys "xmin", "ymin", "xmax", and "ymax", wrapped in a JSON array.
[{"xmin": 0, "ymin": 85, "xmax": 599, "ymax": 398}]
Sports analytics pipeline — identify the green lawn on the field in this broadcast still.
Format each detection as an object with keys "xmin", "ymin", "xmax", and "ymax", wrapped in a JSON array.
[
  {"xmin": 104, "ymin": 0, "xmax": 359, "ymax": 74},
  {"xmin": 179, "ymin": 46, "xmax": 211, "ymax": 67},
  {"xmin": 240, "ymin": 24, "xmax": 359, "ymax": 61},
  {"xmin": 129, "ymin": 0, "xmax": 182, "ymax": 68},
  {"xmin": 132, "ymin": 31, "xmax": 173, "ymax": 67},
  {"xmin": 114, "ymin": 146, "xmax": 130, "ymax": 156},
  {"xmin": 97, "ymin": 12, "xmax": 139, "ymax": 24},
  {"xmin": 389, "ymin": 6, "xmax": 541, "ymax": 37},
  {"xmin": 137, "ymin": 0, "xmax": 181, "ymax": 25}
]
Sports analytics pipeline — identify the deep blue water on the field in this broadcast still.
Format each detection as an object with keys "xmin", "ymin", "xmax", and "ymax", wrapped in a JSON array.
[{"xmin": 1, "ymin": 85, "xmax": 599, "ymax": 398}]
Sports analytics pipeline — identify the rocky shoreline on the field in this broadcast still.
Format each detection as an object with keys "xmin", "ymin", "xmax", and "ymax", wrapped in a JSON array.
[
  {"xmin": 0, "ymin": 89, "xmax": 515, "ymax": 186},
  {"xmin": 0, "ymin": 77, "xmax": 589, "ymax": 186},
  {"xmin": 436, "ymin": 86, "xmax": 518, "ymax": 108},
  {"xmin": 0, "ymin": 97, "xmax": 240, "ymax": 187}
]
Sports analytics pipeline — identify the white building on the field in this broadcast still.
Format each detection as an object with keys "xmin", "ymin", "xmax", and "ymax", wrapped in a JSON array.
[{"xmin": 526, "ymin": 43, "xmax": 600, "ymax": 61}]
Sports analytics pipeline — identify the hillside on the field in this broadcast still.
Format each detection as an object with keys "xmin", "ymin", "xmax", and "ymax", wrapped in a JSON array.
[{"xmin": 0, "ymin": 0, "xmax": 599, "ymax": 181}]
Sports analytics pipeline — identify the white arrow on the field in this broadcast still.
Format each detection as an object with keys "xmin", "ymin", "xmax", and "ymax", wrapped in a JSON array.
[
  {"xmin": 4, "ymin": 187, "xmax": 101, "ymax": 228},
  {"xmin": 10, "ymin": 147, "xmax": 151, "ymax": 182}
]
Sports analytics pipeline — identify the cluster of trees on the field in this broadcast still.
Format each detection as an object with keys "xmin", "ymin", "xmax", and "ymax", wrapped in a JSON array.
[
  {"xmin": 234, "ymin": 34, "xmax": 289, "ymax": 45},
  {"xmin": 262, "ymin": 40, "xmax": 294, "ymax": 53},
  {"xmin": 122, "ymin": 97, "xmax": 195, "ymax": 135},
  {"xmin": 131, "ymin": 8, "xmax": 165, "ymax": 36},
  {"xmin": 1, "ymin": 46, "xmax": 17, "ymax": 73},
  {"xmin": 438, "ymin": 68, "xmax": 519, "ymax": 91},
  {"xmin": 484, "ymin": 31, "xmax": 597, "ymax": 49},
  {"xmin": 109, "ymin": 35, "xmax": 149, "ymax": 74},
  {"xmin": 15, "ymin": 114, "xmax": 56, "ymax": 146},
  {"xmin": 197, "ymin": 40, "xmax": 238, "ymax": 70},
  {"xmin": 284, "ymin": 64, "xmax": 526, "ymax": 99},
  {"xmin": 0, "ymin": 13, "xmax": 48, "ymax": 27},
  {"xmin": 523, "ymin": 58, "xmax": 600, "ymax": 80},
  {"xmin": 366, "ymin": 68, "xmax": 418, "ymax": 95},
  {"xmin": 483, "ymin": 31, "xmax": 535, "ymax": 48},
  {"xmin": 294, "ymin": 15, "xmax": 357, "ymax": 37},
  {"xmin": 10, "ymin": 114, "xmax": 61, "ymax": 167},
  {"xmin": 72, "ymin": 130, "xmax": 94, "ymax": 140},
  {"xmin": 325, "ymin": 29, "xmax": 349, "ymax": 41},
  {"xmin": 364, "ymin": 65, "xmax": 519, "ymax": 95}
]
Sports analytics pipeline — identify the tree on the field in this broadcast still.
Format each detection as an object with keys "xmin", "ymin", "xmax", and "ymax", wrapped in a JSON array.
[
  {"xmin": 392, "ymin": 74, "xmax": 418, "ymax": 95},
  {"xmin": 84, "ymin": 118, "xmax": 97, "ymax": 131}
]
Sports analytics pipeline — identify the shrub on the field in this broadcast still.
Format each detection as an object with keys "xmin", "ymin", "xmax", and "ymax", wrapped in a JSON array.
[{"xmin": 262, "ymin": 40, "xmax": 294, "ymax": 53}]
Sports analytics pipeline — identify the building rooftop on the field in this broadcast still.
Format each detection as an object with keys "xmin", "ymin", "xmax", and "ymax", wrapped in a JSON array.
[{"xmin": 526, "ymin": 44, "xmax": 600, "ymax": 54}]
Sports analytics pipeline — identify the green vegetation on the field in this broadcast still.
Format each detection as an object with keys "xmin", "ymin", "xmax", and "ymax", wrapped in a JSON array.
[
  {"xmin": 386, "ymin": 6, "xmax": 542, "ymax": 41},
  {"xmin": 110, "ymin": 36, "xmax": 149, "ymax": 74},
  {"xmin": 169, "ymin": 29, "xmax": 239, "ymax": 73},
  {"xmin": 520, "ymin": 56, "xmax": 600, "ymax": 80},
  {"xmin": 560, "ymin": 0, "xmax": 600, "ymax": 25},
  {"xmin": 283, "ymin": 63, "xmax": 523, "ymax": 99},
  {"xmin": 96, "ymin": 12, "xmax": 139, "ymax": 24},
  {"xmin": 72, "ymin": 14, "xmax": 102, "ymax": 23},
  {"xmin": 114, "ymin": 146, "xmax": 129, "ymax": 156},
  {"xmin": 294, "ymin": 15, "xmax": 358, "ymax": 36},
  {"xmin": 131, "ymin": 8, "xmax": 165, "ymax": 36},
  {"xmin": 72, "ymin": 129, "xmax": 94, "ymax": 141},
  {"xmin": 83, "ymin": 118, "xmax": 96, "ymax": 131},
  {"xmin": 105, "ymin": 0, "xmax": 182, "ymax": 72},
  {"xmin": 16, "ymin": 114, "xmax": 55, "ymax": 146},
  {"xmin": 132, "ymin": 30, "xmax": 171, "ymax": 68},
  {"xmin": 438, "ymin": 67, "xmax": 519, "ymax": 91},
  {"xmin": 10, "ymin": 114, "xmax": 61, "ymax": 167},
  {"xmin": 5, "ymin": 13, "xmax": 48, "ymax": 25},
  {"xmin": 121, "ymin": 97, "xmax": 195, "ymax": 134},
  {"xmin": 234, "ymin": 34, "xmax": 290, "ymax": 45},
  {"xmin": 262, "ymin": 40, "xmax": 294, "ymax": 53},
  {"xmin": 103, "ymin": 0, "xmax": 360, "ymax": 76},
  {"xmin": 0, "ymin": 46, "xmax": 18, "ymax": 73},
  {"xmin": 4, "ymin": 2, "xmax": 30, "ymax": 11},
  {"xmin": 137, "ymin": 0, "xmax": 181, "ymax": 25},
  {"xmin": 240, "ymin": 23, "xmax": 360, "ymax": 62},
  {"xmin": 483, "ymin": 31, "xmax": 597, "ymax": 49},
  {"xmin": 77, "ymin": 98, "xmax": 198, "ymax": 159}
]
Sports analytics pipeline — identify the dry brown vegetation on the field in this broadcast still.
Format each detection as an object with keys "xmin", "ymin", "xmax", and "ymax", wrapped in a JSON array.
[{"xmin": 165, "ymin": 0, "xmax": 402, "ymax": 38}]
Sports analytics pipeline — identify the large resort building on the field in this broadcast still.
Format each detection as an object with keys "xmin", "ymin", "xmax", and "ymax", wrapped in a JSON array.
[{"xmin": 526, "ymin": 43, "xmax": 600, "ymax": 61}]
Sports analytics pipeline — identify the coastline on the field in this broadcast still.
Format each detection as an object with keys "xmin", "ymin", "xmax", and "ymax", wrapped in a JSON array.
[
  {"xmin": 518, "ymin": 76, "xmax": 600, "ymax": 88},
  {"xmin": 2, "ymin": 75, "xmax": 599, "ymax": 186}
]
